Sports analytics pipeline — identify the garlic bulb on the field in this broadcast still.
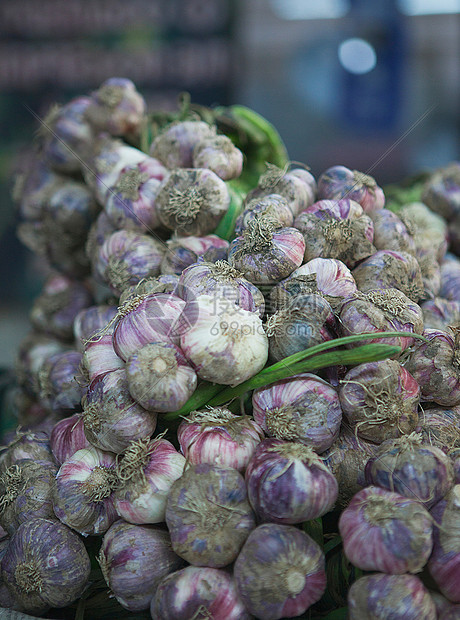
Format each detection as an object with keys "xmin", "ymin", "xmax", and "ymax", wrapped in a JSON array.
[
  {"xmin": 417, "ymin": 406, "xmax": 460, "ymax": 454},
  {"xmin": 339, "ymin": 486, "xmax": 433, "ymax": 574},
  {"xmin": 234, "ymin": 523, "xmax": 326, "ymax": 620},
  {"xmin": 150, "ymin": 120, "xmax": 216, "ymax": 168},
  {"xmin": 294, "ymin": 198, "xmax": 376, "ymax": 267},
  {"xmin": 126, "ymin": 342, "xmax": 197, "ymax": 412},
  {"xmin": 53, "ymin": 446, "xmax": 118, "ymax": 536},
  {"xmin": 152, "ymin": 566, "xmax": 251, "ymax": 620},
  {"xmin": 161, "ymin": 234, "xmax": 229, "ymax": 275},
  {"xmin": 119, "ymin": 274, "xmax": 180, "ymax": 304},
  {"xmin": 421, "ymin": 297, "xmax": 460, "ymax": 331},
  {"xmin": 245, "ymin": 438, "xmax": 338, "ymax": 523},
  {"xmin": 73, "ymin": 303, "xmax": 118, "ymax": 350},
  {"xmin": 365, "ymin": 432, "xmax": 455, "ymax": 508},
  {"xmin": 317, "ymin": 164, "xmax": 385, "ymax": 213},
  {"xmin": 405, "ymin": 327, "xmax": 460, "ymax": 406},
  {"xmin": 104, "ymin": 157, "xmax": 168, "ymax": 232},
  {"xmin": 428, "ymin": 484, "xmax": 460, "ymax": 602},
  {"xmin": 265, "ymin": 293, "xmax": 336, "ymax": 362},
  {"xmin": 228, "ymin": 219, "xmax": 305, "ymax": 285},
  {"xmin": 177, "ymin": 407, "xmax": 264, "ymax": 472},
  {"xmin": 416, "ymin": 247, "xmax": 441, "ymax": 299},
  {"xmin": 422, "ymin": 161, "xmax": 460, "ymax": 221},
  {"xmin": 15, "ymin": 331, "xmax": 66, "ymax": 396},
  {"xmin": 399, "ymin": 201, "xmax": 448, "ymax": 262},
  {"xmin": 99, "ymin": 520, "xmax": 184, "ymax": 611},
  {"xmin": 339, "ymin": 288, "xmax": 424, "ymax": 354},
  {"xmin": 165, "ymin": 463, "xmax": 256, "ymax": 567},
  {"xmin": 114, "ymin": 436, "xmax": 186, "ymax": 524},
  {"xmin": 338, "ymin": 359, "xmax": 420, "ymax": 443},
  {"xmin": 83, "ymin": 369, "xmax": 157, "ymax": 454},
  {"xmin": 1, "ymin": 517, "xmax": 91, "ymax": 615},
  {"xmin": 270, "ymin": 257, "xmax": 358, "ymax": 313},
  {"xmin": 85, "ymin": 209, "xmax": 118, "ymax": 264},
  {"xmin": 252, "ymin": 373, "xmax": 342, "ymax": 453},
  {"xmin": 370, "ymin": 207, "xmax": 416, "ymax": 255},
  {"xmin": 180, "ymin": 294, "xmax": 268, "ymax": 386},
  {"xmin": 235, "ymin": 193, "xmax": 294, "ymax": 235},
  {"xmin": 439, "ymin": 257, "xmax": 460, "ymax": 301},
  {"xmin": 0, "ymin": 430, "xmax": 55, "ymax": 474},
  {"xmin": 93, "ymin": 229, "xmax": 166, "ymax": 295},
  {"xmin": 156, "ymin": 168, "xmax": 230, "ymax": 236},
  {"xmin": 112, "ymin": 292, "xmax": 187, "ymax": 361},
  {"xmin": 348, "ymin": 573, "xmax": 436, "ymax": 619},
  {"xmin": 193, "ymin": 133, "xmax": 244, "ymax": 180},
  {"xmin": 50, "ymin": 414, "xmax": 91, "ymax": 465},
  {"xmin": 179, "ymin": 259, "xmax": 265, "ymax": 317},
  {"xmin": 83, "ymin": 332, "xmax": 125, "ymax": 384},
  {"xmin": 0, "ymin": 460, "xmax": 57, "ymax": 535},
  {"xmin": 38, "ymin": 349, "xmax": 85, "ymax": 413},
  {"xmin": 86, "ymin": 77, "xmax": 146, "ymax": 138},
  {"xmin": 353, "ymin": 249, "xmax": 425, "ymax": 303}
]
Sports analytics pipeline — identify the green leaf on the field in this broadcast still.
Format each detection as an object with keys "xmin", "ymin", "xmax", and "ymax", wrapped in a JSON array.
[
  {"xmin": 321, "ymin": 608, "xmax": 348, "ymax": 620},
  {"xmin": 213, "ymin": 181, "xmax": 245, "ymax": 240},
  {"xmin": 303, "ymin": 518, "xmax": 323, "ymax": 548},
  {"xmin": 324, "ymin": 535, "xmax": 343, "ymax": 555}
]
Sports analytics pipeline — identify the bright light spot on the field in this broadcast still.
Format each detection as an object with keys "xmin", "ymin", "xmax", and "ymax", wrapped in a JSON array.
[
  {"xmin": 338, "ymin": 38, "xmax": 377, "ymax": 74},
  {"xmin": 398, "ymin": 0, "xmax": 460, "ymax": 15},
  {"xmin": 270, "ymin": 0, "xmax": 350, "ymax": 20}
]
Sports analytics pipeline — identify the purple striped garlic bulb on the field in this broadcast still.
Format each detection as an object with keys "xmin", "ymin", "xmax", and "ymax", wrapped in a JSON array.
[
  {"xmin": 422, "ymin": 161, "xmax": 460, "ymax": 221},
  {"xmin": 119, "ymin": 274, "xmax": 180, "ymax": 304},
  {"xmin": 265, "ymin": 293, "xmax": 336, "ymax": 362},
  {"xmin": 228, "ymin": 219, "xmax": 305, "ymax": 285},
  {"xmin": 234, "ymin": 523, "xmax": 326, "ymax": 620},
  {"xmin": 177, "ymin": 407, "xmax": 264, "ymax": 472},
  {"xmin": 151, "ymin": 566, "xmax": 250, "ymax": 620},
  {"xmin": 0, "ymin": 430, "xmax": 55, "ymax": 474},
  {"xmin": 235, "ymin": 193, "xmax": 294, "ymax": 235},
  {"xmin": 165, "ymin": 463, "xmax": 256, "ymax": 568},
  {"xmin": 86, "ymin": 77, "xmax": 146, "ymax": 138},
  {"xmin": 192, "ymin": 133, "xmax": 243, "ymax": 180},
  {"xmin": 338, "ymin": 359, "xmax": 420, "ymax": 443},
  {"xmin": 1, "ymin": 517, "xmax": 91, "ymax": 615},
  {"xmin": 405, "ymin": 327, "xmax": 460, "ymax": 406},
  {"xmin": 37, "ymin": 350, "xmax": 85, "ymax": 413},
  {"xmin": 93, "ymin": 229, "xmax": 166, "ymax": 295},
  {"xmin": 150, "ymin": 120, "xmax": 216, "ymax": 169},
  {"xmin": 156, "ymin": 168, "xmax": 230, "ymax": 236},
  {"xmin": 317, "ymin": 164, "xmax": 385, "ymax": 213},
  {"xmin": 85, "ymin": 210, "xmax": 118, "ymax": 264},
  {"xmin": 352, "ymin": 249, "xmax": 425, "ymax": 303},
  {"xmin": 180, "ymin": 294, "xmax": 268, "ymax": 385},
  {"xmin": 428, "ymin": 484, "xmax": 460, "ymax": 602},
  {"xmin": 73, "ymin": 304, "xmax": 118, "ymax": 350},
  {"xmin": 99, "ymin": 520, "xmax": 184, "ymax": 612},
  {"xmin": 364, "ymin": 432, "xmax": 455, "ymax": 508},
  {"xmin": 370, "ymin": 207, "xmax": 416, "ymax": 255},
  {"xmin": 439, "ymin": 256, "xmax": 460, "ymax": 301},
  {"xmin": 112, "ymin": 292, "xmax": 187, "ymax": 362},
  {"xmin": 82, "ymin": 369, "xmax": 157, "ymax": 454},
  {"xmin": 339, "ymin": 486, "xmax": 433, "ymax": 574},
  {"xmin": 400, "ymin": 201, "xmax": 448, "ymax": 262},
  {"xmin": 270, "ymin": 257, "xmax": 358, "ymax": 313},
  {"xmin": 0, "ymin": 460, "xmax": 57, "ymax": 535},
  {"xmin": 114, "ymin": 436, "xmax": 186, "ymax": 524},
  {"xmin": 83, "ymin": 332, "xmax": 125, "ymax": 385},
  {"xmin": 417, "ymin": 406, "xmax": 460, "ymax": 454},
  {"xmin": 126, "ymin": 342, "xmax": 197, "ymax": 412},
  {"xmin": 294, "ymin": 198, "xmax": 375, "ymax": 267},
  {"xmin": 53, "ymin": 446, "xmax": 118, "ymax": 536},
  {"xmin": 348, "ymin": 573, "xmax": 436, "ymax": 620},
  {"xmin": 50, "ymin": 414, "xmax": 91, "ymax": 465},
  {"xmin": 339, "ymin": 288, "xmax": 424, "ymax": 354},
  {"xmin": 421, "ymin": 297, "xmax": 460, "ymax": 331},
  {"xmin": 252, "ymin": 373, "xmax": 342, "ymax": 453},
  {"xmin": 179, "ymin": 259, "xmax": 265, "ymax": 317},
  {"xmin": 245, "ymin": 438, "xmax": 338, "ymax": 523},
  {"xmin": 245, "ymin": 163, "xmax": 317, "ymax": 217},
  {"xmin": 160, "ymin": 234, "xmax": 229, "ymax": 275},
  {"xmin": 104, "ymin": 157, "xmax": 168, "ymax": 232},
  {"xmin": 15, "ymin": 331, "xmax": 66, "ymax": 397}
]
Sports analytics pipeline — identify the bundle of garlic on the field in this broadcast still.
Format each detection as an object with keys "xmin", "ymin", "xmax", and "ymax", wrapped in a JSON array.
[{"xmin": 6, "ymin": 76, "xmax": 460, "ymax": 619}]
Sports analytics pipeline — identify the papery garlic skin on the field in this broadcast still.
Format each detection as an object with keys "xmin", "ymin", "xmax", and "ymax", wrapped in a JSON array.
[
  {"xmin": 161, "ymin": 234, "xmax": 229, "ymax": 276},
  {"xmin": 365, "ymin": 433, "xmax": 455, "ymax": 508},
  {"xmin": 151, "ymin": 566, "xmax": 251, "ymax": 620},
  {"xmin": 428, "ymin": 484, "xmax": 460, "ymax": 602},
  {"xmin": 0, "ymin": 430, "xmax": 55, "ymax": 474},
  {"xmin": 245, "ymin": 438, "xmax": 338, "ymax": 523},
  {"xmin": 348, "ymin": 573, "xmax": 436, "ymax": 620},
  {"xmin": 114, "ymin": 437, "xmax": 186, "ymax": 524},
  {"xmin": 236, "ymin": 193, "xmax": 294, "ymax": 235},
  {"xmin": 83, "ymin": 369, "xmax": 157, "ymax": 454},
  {"xmin": 422, "ymin": 161, "xmax": 460, "ymax": 221},
  {"xmin": 317, "ymin": 164, "xmax": 385, "ymax": 213},
  {"xmin": 180, "ymin": 295, "xmax": 268, "ymax": 386},
  {"xmin": 150, "ymin": 120, "xmax": 216, "ymax": 169},
  {"xmin": 193, "ymin": 133, "xmax": 244, "ymax": 180},
  {"xmin": 400, "ymin": 201, "xmax": 448, "ymax": 262},
  {"xmin": 417, "ymin": 406, "xmax": 460, "ymax": 454},
  {"xmin": 126, "ymin": 342, "xmax": 197, "ymax": 412},
  {"xmin": 177, "ymin": 407, "xmax": 265, "ymax": 472},
  {"xmin": 165, "ymin": 463, "xmax": 256, "ymax": 568},
  {"xmin": 15, "ymin": 331, "xmax": 66, "ymax": 397},
  {"xmin": 421, "ymin": 297, "xmax": 460, "ymax": 331},
  {"xmin": 83, "ymin": 332, "xmax": 125, "ymax": 384},
  {"xmin": 370, "ymin": 207, "xmax": 416, "ymax": 255},
  {"xmin": 38, "ymin": 350, "xmax": 85, "ymax": 413},
  {"xmin": 338, "ymin": 359, "xmax": 420, "ymax": 443},
  {"xmin": 119, "ymin": 274, "xmax": 180, "ymax": 304},
  {"xmin": 234, "ymin": 523, "xmax": 326, "ymax": 620},
  {"xmin": 252, "ymin": 373, "xmax": 342, "ymax": 453},
  {"xmin": 50, "ymin": 414, "xmax": 91, "ymax": 465},
  {"xmin": 53, "ymin": 446, "xmax": 118, "ymax": 536},
  {"xmin": 74, "ymin": 304, "xmax": 118, "ymax": 350},
  {"xmin": 2, "ymin": 518, "xmax": 90, "ymax": 615},
  {"xmin": 99, "ymin": 520, "xmax": 184, "ymax": 612},
  {"xmin": 339, "ymin": 486, "xmax": 433, "ymax": 574}
]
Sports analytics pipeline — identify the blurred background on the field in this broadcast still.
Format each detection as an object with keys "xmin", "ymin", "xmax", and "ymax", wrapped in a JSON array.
[{"xmin": 0, "ymin": 0, "xmax": 459, "ymax": 367}]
